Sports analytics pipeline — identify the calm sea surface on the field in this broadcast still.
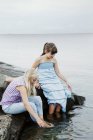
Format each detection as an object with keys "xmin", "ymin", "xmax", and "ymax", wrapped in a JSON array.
[{"xmin": 0, "ymin": 34, "xmax": 93, "ymax": 140}]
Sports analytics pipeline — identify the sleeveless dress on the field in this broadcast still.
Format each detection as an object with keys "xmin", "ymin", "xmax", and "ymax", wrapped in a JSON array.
[{"xmin": 37, "ymin": 61, "xmax": 71, "ymax": 112}]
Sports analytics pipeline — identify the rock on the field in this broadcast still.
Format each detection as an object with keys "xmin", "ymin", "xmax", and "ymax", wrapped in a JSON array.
[
  {"xmin": 0, "ymin": 111, "xmax": 26, "ymax": 140},
  {"xmin": 73, "ymin": 94, "xmax": 85, "ymax": 105},
  {"xmin": 0, "ymin": 62, "xmax": 24, "ymax": 77},
  {"xmin": 0, "ymin": 61, "xmax": 85, "ymax": 140},
  {"xmin": 0, "ymin": 62, "xmax": 26, "ymax": 140},
  {"xmin": 9, "ymin": 114, "xmax": 26, "ymax": 140},
  {"xmin": 0, "ymin": 115, "xmax": 11, "ymax": 140}
]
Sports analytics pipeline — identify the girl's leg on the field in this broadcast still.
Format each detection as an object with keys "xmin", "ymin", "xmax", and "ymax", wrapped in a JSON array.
[
  {"xmin": 46, "ymin": 104, "xmax": 56, "ymax": 120},
  {"xmin": 28, "ymin": 96, "xmax": 43, "ymax": 119},
  {"xmin": 54, "ymin": 104, "xmax": 62, "ymax": 119},
  {"xmin": 2, "ymin": 102, "xmax": 54, "ymax": 128},
  {"xmin": 54, "ymin": 99, "xmax": 67, "ymax": 113},
  {"xmin": 49, "ymin": 103, "xmax": 56, "ymax": 114},
  {"xmin": 28, "ymin": 96, "xmax": 54, "ymax": 127},
  {"xmin": 55, "ymin": 104, "xmax": 61, "ymax": 113},
  {"xmin": 2, "ymin": 102, "xmax": 38, "ymax": 122}
]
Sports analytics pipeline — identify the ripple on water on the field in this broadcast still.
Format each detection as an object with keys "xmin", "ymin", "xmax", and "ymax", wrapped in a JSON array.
[{"xmin": 20, "ymin": 106, "xmax": 93, "ymax": 140}]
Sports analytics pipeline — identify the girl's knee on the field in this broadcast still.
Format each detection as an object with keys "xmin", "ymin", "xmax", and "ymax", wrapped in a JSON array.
[
  {"xmin": 36, "ymin": 96, "xmax": 42, "ymax": 100},
  {"xmin": 29, "ymin": 102, "xmax": 37, "ymax": 113},
  {"xmin": 49, "ymin": 104, "xmax": 56, "ymax": 114},
  {"xmin": 28, "ymin": 96, "xmax": 42, "ymax": 103},
  {"xmin": 35, "ymin": 96, "xmax": 42, "ymax": 104}
]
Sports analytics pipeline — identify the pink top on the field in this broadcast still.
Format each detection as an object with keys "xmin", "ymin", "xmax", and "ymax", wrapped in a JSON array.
[{"xmin": 0, "ymin": 76, "xmax": 25, "ymax": 107}]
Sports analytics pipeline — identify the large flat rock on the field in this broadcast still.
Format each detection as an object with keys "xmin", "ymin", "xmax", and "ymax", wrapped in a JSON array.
[
  {"xmin": 0, "ymin": 61, "xmax": 85, "ymax": 140},
  {"xmin": 0, "ymin": 62, "xmax": 26, "ymax": 140},
  {"xmin": 0, "ymin": 62, "xmax": 24, "ymax": 77},
  {"xmin": 0, "ymin": 115, "xmax": 11, "ymax": 140}
]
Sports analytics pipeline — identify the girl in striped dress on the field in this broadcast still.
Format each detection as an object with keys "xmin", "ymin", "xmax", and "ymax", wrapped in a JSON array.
[
  {"xmin": 31, "ymin": 43, "xmax": 72, "ymax": 115},
  {"xmin": 0, "ymin": 69, "xmax": 53, "ymax": 128}
]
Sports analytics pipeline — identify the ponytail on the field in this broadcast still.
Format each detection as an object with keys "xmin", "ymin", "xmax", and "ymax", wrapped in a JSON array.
[{"xmin": 41, "ymin": 43, "xmax": 48, "ymax": 56}]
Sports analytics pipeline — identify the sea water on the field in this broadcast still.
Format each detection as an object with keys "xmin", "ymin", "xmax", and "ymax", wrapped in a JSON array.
[{"xmin": 0, "ymin": 34, "xmax": 93, "ymax": 140}]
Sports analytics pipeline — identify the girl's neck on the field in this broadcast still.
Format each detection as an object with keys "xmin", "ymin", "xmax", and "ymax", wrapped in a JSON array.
[
  {"xmin": 40, "ymin": 55, "xmax": 54, "ymax": 63},
  {"xmin": 43, "ymin": 54, "xmax": 52, "ymax": 61}
]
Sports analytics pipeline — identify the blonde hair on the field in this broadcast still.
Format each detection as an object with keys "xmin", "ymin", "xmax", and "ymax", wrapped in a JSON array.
[{"xmin": 24, "ymin": 68, "xmax": 38, "ymax": 96}]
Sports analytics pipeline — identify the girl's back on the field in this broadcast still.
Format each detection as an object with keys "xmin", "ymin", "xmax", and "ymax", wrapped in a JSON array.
[{"xmin": 0, "ymin": 76, "xmax": 25, "ymax": 106}]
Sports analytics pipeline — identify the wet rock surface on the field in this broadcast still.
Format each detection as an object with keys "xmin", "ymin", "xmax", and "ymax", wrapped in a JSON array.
[
  {"xmin": 0, "ymin": 61, "xmax": 85, "ymax": 140},
  {"xmin": 0, "ymin": 62, "xmax": 25, "ymax": 140}
]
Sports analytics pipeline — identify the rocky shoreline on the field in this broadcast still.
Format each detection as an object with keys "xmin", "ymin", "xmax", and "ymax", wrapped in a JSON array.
[
  {"xmin": 0, "ymin": 61, "xmax": 85, "ymax": 140},
  {"xmin": 0, "ymin": 62, "xmax": 26, "ymax": 140}
]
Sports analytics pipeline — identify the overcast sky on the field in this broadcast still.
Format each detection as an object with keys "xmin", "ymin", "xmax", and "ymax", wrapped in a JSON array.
[{"xmin": 0, "ymin": 0, "xmax": 93, "ymax": 34}]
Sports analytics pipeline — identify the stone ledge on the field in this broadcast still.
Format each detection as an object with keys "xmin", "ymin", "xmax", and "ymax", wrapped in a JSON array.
[
  {"xmin": 0, "ymin": 115, "xmax": 12, "ymax": 140},
  {"xmin": 0, "ymin": 61, "xmax": 85, "ymax": 140}
]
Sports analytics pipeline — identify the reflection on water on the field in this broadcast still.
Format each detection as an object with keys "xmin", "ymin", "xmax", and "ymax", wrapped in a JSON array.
[
  {"xmin": 20, "ymin": 106, "xmax": 93, "ymax": 140},
  {"xmin": 19, "ymin": 77, "xmax": 93, "ymax": 140},
  {"xmin": 20, "ymin": 114, "xmax": 74, "ymax": 140}
]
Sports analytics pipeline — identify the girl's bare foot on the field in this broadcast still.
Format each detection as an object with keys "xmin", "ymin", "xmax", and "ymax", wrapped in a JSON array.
[
  {"xmin": 55, "ymin": 112, "xmax": 61, "ymax": 119},
  {"xmin": 47, "ymin": 114, "xmax": 54, "ymax": 121}
]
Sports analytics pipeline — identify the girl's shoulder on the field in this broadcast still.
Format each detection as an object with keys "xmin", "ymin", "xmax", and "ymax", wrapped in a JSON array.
[
  {"xmin": 35, "ymin": 56, "xmax": 57, "ymax": 64},
  {"xmin": 53, "ymin": 57, "xmax": 57, "ymax": 63},
  {"xmin": 11, "ymin": 76, "xmax": 25, "ymax": 86},
  {"xmin": 35, "ymin": 56, "xmax": 43, "ymax": 63},
  {"xmin": 39, "ymin": 56, "xmax": 57, "ymax": 63}
]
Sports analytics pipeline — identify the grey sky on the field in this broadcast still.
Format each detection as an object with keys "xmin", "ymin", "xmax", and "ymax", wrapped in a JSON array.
[{"xmin": 0, "ymin": 0, "xmax": 93, "ymax": 34}]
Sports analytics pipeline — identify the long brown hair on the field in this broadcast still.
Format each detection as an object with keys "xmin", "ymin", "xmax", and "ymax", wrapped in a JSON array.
[{"xmin": 41, "ymin": 42, "xmax": 58, "ymax": 56}]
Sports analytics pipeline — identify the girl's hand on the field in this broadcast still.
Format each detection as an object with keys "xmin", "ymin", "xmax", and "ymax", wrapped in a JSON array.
[
  {"xmin": 67, "ymin": 84, "xmax": 72, "ymax": 92},
  {"xmin": 37, "ymin": 119, "xmax": 45, "ymax": 127},
  {"xmin": 66, "ymin": 82, "xmax": 72, "ymax": 92},
  {"xmin": 37, "ymin": 119, "xmax": 53, "ymax": 128}
]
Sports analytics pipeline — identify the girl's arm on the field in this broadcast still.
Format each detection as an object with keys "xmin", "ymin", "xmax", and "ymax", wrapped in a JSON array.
[
  {"xmin": 5, "ymin": 57, "xmax": 41, "ymax": 83},
  {"xmin": 5, "ymin": 76, "xmax": 17, "ymax": 82},
  {"xmin": 54, "ymin": 59, "xmax": 72, "ymax": 91},
  {"xmin": 16, "ymin": 86, "xmax": 44, "ymax": 127},
  {"xmin": 31, "ymin": 57, "xmax": 41, "ymax": 69},
  {"xmin": 31, "ymin": 57, "xmax": 41, "ymax": 89}
]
